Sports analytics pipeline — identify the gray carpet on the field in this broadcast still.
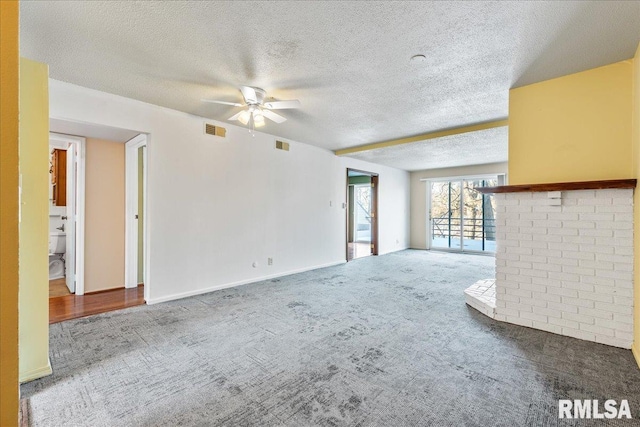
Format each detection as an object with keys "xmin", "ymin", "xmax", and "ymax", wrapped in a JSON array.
[{"xmin": 22, "ymin": 250, "xmax": 640, "ymax": 426}]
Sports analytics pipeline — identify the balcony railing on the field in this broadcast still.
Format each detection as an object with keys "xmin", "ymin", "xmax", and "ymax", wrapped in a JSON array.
[{"xmin": 432, "ymin": 216, "xmax": 496, "ymax": 248}]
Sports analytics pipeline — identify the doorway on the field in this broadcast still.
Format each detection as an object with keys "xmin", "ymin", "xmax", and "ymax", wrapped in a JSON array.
[
  {"xmin": 346, "ymin": 169, "xmax": 378, "ymax": 261},
  {"xmin": 48, "ymin": 133, "xmax": 85, "ymax": 297},
  {"xmin": 428, "ymin": 176, "xmax": 497, "ymax": 253}
]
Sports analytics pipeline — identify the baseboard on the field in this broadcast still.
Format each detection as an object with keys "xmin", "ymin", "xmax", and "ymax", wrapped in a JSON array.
[
  {"xmin": 632, "ymin": 343, "xmax": 640, "ymax": 370},
  {"xmin": 19, "ymin": 358, "xmax": 52, "ymax": 383},
  {"xmin": 146, "ymin": 260, "xmax": 347, "ymax": 305}
]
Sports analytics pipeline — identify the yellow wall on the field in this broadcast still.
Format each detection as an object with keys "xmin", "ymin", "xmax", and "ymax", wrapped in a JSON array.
[
  {"xmin": 0, "ymin": 1, "xmax": 20, "ymax": 424},
  {"xmin": 633, "ymin": 43, "xmax": 640, "ymax": 368},
  {"xmin": 509, "ymin": 61, "xmax": 634, "ymax": 185},
  {"xmin": 85, "ymin": 138, "xmax": 126, "ymax": 292},
  {"xmin": 19, "ymin": 58, "xmax": 52, "ymax": 383}
]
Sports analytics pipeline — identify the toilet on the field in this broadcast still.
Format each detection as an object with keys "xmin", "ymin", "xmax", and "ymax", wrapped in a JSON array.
[{"xmin": 49, "ymin": 232, "xmax": 66, "ymax": 280}]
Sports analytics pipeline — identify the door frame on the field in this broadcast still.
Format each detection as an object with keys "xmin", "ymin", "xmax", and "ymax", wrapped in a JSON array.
[
  {"xmin": 345, "ymin": 168, "xmax": 379, "ymax": 261},
  {"xmin": 49, "ymin": 133, "xmax": 86, "ymax": 295},
  {"xmin": 125, "ymin": 134, "xmax": 148, "ymax": 293}
]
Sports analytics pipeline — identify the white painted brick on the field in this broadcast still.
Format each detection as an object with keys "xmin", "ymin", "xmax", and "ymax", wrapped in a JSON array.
[
  {"xmin": 581, "ymin": 276, "xmax": 616, "ymax": 287},
  {"xmin": 578, "ymin": 307, "xmax": 613, "ymax": 320},
  {"xmin": 494, "ymin": 314, "xmax": 506, "ymax": 322},
  {"xmin": 579, "ymin": 213, "xmax": 614, "ymax": 222},
  {"xmin": 533, "ymin": 263, "xmax": 561, "ymax": 273},
  {"xmin": 508, "ymin": 302, "xmax": 534, "ymax": 313},
  {"xmin": 505, "ymin": 274, "xmax": 532, "ymax": 284},
  {"xmin": 614, "ymin": 246, "xmax": 633, "ymax": 256},
  {"xmin": 562, "ymin": 327, "xmax": 596, "ymax": 342},
  {"xmin": 547, "ymin": 228, "xmax": 579, "ymax": 236},
  {"xmin": 579, "ymin": 323, "xmax": 615, "ymax": 337},
  {"xmin": 594, "ymin": 253, "xmax": 633, "ymax": 264},
  {"xmin": 519, "ymin": 282, "xmax": 547, "ymax": 293},
  {"xmin": 599, "ymin": 204, "xmax": 632, "ymax": 213},
  {"xmin": 501, "ymin": 294, "xmax": 520, "ymax": 303},
  {"xmin": 612, "ymin": 197, "xmax": 632, "ymax": 205},
  {"xmin": 547, "ymin": 301, "xmax": 579, "ymax": 314},
  {"xmin": 613, "ymin": 231, "xmax": 634, "ymax": 240},
  {"xmin": 612, "ymin": 314, "xmax": 632, "ymax": 324},
  {"xmin": 548, "ymin": 317, "xmax": 580, "ymax": 330},
  {"xmin": 532, "ymin": 234, "xmax": 563, "ymax": 243},
  {"xmin": 594, "ymin": 302, "xmax": 633, "ymax": 314},
  {"xmin": 614, "ymin": 213, "xmax": 633, "ymax": 222},
  {"xmin": 560, "ymin": 296, "xmax": 594, "ymax": 308},
  {"xmin": 532, "ymin": 205, "xmax": 562, "ymax": 213},
  {"xmin": 520, "ymin": 240, "xmax": 549, "ymax": 249},
  {"xmin": 548, "ymin": 272, "xmax": 580, "ymax": 283},
  {"xmin": 561, "ymin": 312, "xmax": 594, "ymax": 324},
  {"xmin": 613, "ymin": 296, "xmax": 634, "ymax": 307},
  {"xmin": 614, "ymin": 330, "xmax": 633, "ymax": 342},
  {"xmin": 495, "ymin": 307, "xmax": 520, "ymax": 317},
  {"xmin": 593, "ymin": 285, "xmax": 632, "ymax": 298},
  {"xmin": 547, "ymin": 287, "xmax": 578, "ymax": 298},
  {"xmin": 532, "ymin": 291, "xmax": 562, "ymax": 303},
  {"xmin": 533, "ymin": 306, "xmax": 562, "ymax": 319},
  {"xmin": 547, "ymin": 257, "xmax": 578, "ymax": 267},
  {"xmin": 579, "ymin": 245, "xmax": 613, "ymax": 255},
  {"xmin": 562, "ymin": 221, "xmax": 595, "ymax": 229},
  {"xmin": 518, "ymin": 296, "xmax": 548, "ymax": 308},
  {"xmin": 599, "ymin": 221, "xmax": 632, "ymax": 230},
  {"xmin": 533, "ymin": 248, "xmax": 561, "ymax": 258},
  {"xmin": 519, "ymin": 227, "xmax": 548, "ymax": 235},
  {"xmin": 520, "ymin": 311, "xmax": 548, "ymax": 323},
  {"xmin": 598, "ymin": 270, "xmax": 632, "ymax": 281},
  {"xmin": 561, "ymin": 281, "xmax": 593, "ymax": 292},
  {"xmin": 576, "ymin": 291, "xmax": 613, "ymax": 303},
  {"xmin": 581, "ymin": 229, "xmax": 613, "ymax": 237},
  {"xmin": 519, "ymin": 254, "xmax": 547, "ymax": 263},
  {"xmin": 548, "ymin": 213, "xmax": 579, "ymax": 221},
  {"xmin": 564, "ymin": 236, "xmax": 596, "ymax": 245},
  {"xmin": 577, "ymin": 198, "xmax": 612, "ymax": 206},
  {"xmin": 560, "ymin": 251, "xmax": 595, "ymax": 262},
  {"xmin": 563, "ymin": 205, "xmax": 596, "ymax": 213},
  {"xmin": 595, "ymin": 318, "xmax": 632, "ymax": 332},
  {"xmin": 549, "ymin": 242, "xmax": 580, "ymax": 252},
  {"xmin": 561, "ymin": 266, "xmax": 595, "ymax": 276},
  {"xmin": 519, "ymin": 268, "xmax": 548, "ymax": 278},
  {"xmin": 505, "ymin": 316, "xmax": 533, "ymax": 328},
  {"xmin": 520, "ymin": 213, "xmax": 548, "ymax": 220},
  {"xmin": 506, "ymin": 288, "xmax": 532, "ymax": 299}
]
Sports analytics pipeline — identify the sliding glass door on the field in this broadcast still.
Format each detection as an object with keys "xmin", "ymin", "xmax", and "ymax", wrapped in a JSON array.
[{"xmin": 429, "ymin": 177, "xmax": 497, "ymax": 253}]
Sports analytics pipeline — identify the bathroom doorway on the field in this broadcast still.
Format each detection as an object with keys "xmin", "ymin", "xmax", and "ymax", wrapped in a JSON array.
[
  {"xmin": 48, "ymin": 133, "xmax": 85, "ymax": 297},
  {"xmin": 346, "ymin": 169, "xmax": 378, "ymax": 261}
]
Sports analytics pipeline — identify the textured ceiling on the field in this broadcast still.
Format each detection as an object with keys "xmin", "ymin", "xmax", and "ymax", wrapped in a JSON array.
[
  {"xmin": 20, "ymin": 1, "xmax": 640, "ymax": 167},
  {"xmin": 346, "ymin": 126, "xmax": 508, "ymax": 172}
]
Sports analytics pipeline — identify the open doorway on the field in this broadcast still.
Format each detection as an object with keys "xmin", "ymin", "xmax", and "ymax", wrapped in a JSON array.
[
  {"xmin": 346, "ymin": 169, "xmax": 378, "ymax": 261},
  {"xmin": 47, "ymin": 119, "xmax": 148, "ymax": 322}
]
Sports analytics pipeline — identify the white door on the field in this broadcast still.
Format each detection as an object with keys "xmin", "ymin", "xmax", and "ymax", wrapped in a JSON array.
[{"xmin": 65, "ymin": 142, "xmax": 76, "ymax": 293}]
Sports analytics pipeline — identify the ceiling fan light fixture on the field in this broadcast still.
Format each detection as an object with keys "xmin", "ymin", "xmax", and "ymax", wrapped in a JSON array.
[
  {"xmin": 253, "ymin": 111, "xmax": 265, "ymax": 127},
  {"xmin": 237, "ymin": 110, "xmax": 251, "ymax": 125}
]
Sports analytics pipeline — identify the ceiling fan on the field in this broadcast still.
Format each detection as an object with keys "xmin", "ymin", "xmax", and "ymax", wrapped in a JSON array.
[{"xmin": 202, "ymin": 86, "xmax": 301, "ymax": 129}]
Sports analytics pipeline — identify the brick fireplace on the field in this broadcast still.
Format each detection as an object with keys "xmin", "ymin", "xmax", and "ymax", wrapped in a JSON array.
[{"xmin": 469, "ymin": 180, "xmax": 636, "ymax": 349}]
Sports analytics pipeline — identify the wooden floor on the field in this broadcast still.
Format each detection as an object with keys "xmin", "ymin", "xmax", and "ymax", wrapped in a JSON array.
[
  {"xmin": 49, "ymin": 285, "xmax": 145, "ymax": 324},
  {"xmin": 348, "ymin": 242, "xmax": 372, "ymax": 261},
  {"xmin": 49, "ymin": 277, "xmax": 72, "ymax": 298}
]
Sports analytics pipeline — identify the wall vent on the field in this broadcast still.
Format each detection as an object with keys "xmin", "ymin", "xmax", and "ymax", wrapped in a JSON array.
[
  {"xmin": 275, "ymin": 140, "xmax": 290, "ymax": 151},
  {"xmin": 204, "ymin": 123, "xmax": 226, "ymax": 138}
]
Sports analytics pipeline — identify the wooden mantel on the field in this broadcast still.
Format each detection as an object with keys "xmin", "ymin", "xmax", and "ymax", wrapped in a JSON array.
[{"xmin": 477, "ymin": 179, "xmax": 637, "ymax": 194}]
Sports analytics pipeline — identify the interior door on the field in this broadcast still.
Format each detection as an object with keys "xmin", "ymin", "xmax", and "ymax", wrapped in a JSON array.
[
  {"xmin": 370, "ymin": 175, "xmax": 379, "ymax": 255},
  {"xmin": 65, "ymin": 143, "xmax": 76, "ymax": 293}
]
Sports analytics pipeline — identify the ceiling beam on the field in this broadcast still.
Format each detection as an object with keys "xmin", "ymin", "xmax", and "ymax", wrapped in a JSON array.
[{"xmin": 334, "ymin": 118, "xmax": 509, "ymax": 156}]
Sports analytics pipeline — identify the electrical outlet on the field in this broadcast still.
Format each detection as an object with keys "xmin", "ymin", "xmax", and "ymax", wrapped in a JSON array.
[{"xmin": 268, "ymin": 257, "xmax": 273, "ymax": 266}]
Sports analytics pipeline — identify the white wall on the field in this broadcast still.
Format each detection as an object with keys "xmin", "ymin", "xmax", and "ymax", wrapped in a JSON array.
[
  {"xmin": 410, "ymin": 163, "xmax": 508, "ymax": 249},
  {"xmin": 49, "ymin": 80, "xmax": 410, "ymax": 304}
]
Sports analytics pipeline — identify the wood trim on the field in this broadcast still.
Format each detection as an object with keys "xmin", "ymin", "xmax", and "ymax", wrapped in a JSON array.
[
  {"xmin": 334, "ymin": 119, "xmax": 508, "ymax": 156},
  {"xmin": 477, "ymin": 179, "xmax": 637, "ymax": 194},
  {"xmin": 371, "ymin": 175, "xmax": 379, "ymax": 256}
]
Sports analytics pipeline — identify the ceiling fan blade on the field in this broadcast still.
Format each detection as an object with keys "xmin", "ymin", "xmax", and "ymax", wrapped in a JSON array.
[
  {"xmin": 263, "ymin": 99, "xmax": 301, "ymax": 109},
  {"xmin": 201, "ymin": 99, "xmax": 244, "ymax": 107},
  {"xmin": 240, "ymin": 86, "xmax": 258, "ymax": 104},
  {"xmin": 262, "ymin": 109, "xmax": 287, "ymax": 124},
  {"xmin": 228, "ymin": 111, "xmax": 245, "ymax": 121}
]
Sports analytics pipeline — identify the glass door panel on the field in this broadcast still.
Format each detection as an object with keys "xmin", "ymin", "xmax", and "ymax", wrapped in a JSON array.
[{"xmin": 430, "ymin": 181, "xmax": 461, "ymax": 249}]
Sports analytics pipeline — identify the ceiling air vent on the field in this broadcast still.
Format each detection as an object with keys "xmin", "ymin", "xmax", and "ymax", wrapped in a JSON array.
[
  {"xmin": 275, "ymin": 140, "xmax": 290, "ymax": 151},
  {"xmin": 204, "ymin": 123, "xmax": 226, "ymax": 138}
]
